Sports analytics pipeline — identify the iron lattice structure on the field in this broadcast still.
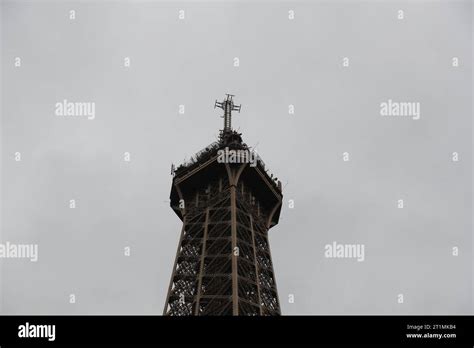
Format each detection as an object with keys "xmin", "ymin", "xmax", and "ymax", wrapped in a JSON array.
[{"xmin": 164, "ymin": 95, "xmax": 283, "ymax": 316}]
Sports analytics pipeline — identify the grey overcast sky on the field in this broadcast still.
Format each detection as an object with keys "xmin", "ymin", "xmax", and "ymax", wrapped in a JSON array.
[{"xmin": 0, "ymin": 0, "xmax": 472, "ymax": 314}]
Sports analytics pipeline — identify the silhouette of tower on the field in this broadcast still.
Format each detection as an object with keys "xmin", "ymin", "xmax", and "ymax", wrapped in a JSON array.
[{"xmin": 163, "ymin": 94, "xmax": 283, "ymax": 315}]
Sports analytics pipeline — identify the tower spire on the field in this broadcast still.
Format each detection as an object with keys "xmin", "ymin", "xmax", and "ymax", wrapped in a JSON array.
[
  {"xmin": 214, "ymin": 94, "xmax": 241, "ymax": 132},
  {"xmin": 165, "ymin": 95, "xmax": 283, "ymax": 316}
]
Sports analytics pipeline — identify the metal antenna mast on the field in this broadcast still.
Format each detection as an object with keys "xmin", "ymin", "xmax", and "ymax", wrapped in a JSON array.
[{"xmin": 214, "ymin": 94, "xmax": 241, "ymax": 132}]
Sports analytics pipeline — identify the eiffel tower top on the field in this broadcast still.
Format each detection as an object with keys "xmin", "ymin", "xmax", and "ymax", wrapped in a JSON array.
[{"xmin": 214, "ymin": 94, "xmax": 241, "ymax": 132}]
